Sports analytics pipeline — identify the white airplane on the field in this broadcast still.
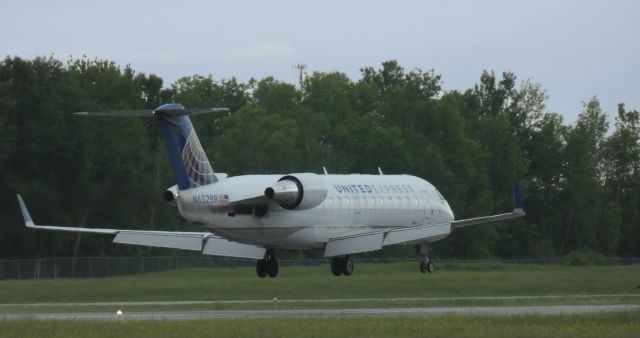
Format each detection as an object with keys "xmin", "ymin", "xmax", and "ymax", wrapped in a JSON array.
[{"xmin": 17, "ymin": 103, "xmax": 525, "ymax": 278}]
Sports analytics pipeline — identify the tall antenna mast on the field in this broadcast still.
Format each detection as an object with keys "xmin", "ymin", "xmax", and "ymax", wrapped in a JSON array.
[{"xmin": 292, "ymin": 63, "xmax": 307, "ymax": 91}]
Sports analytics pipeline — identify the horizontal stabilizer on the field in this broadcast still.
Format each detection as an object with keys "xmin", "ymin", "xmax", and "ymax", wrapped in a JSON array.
[
  {"xmin": 16, "ymin": 194, "xmax": 265, "ymax": 259},
  {"xmin": 74, "ymin": 107, "xmax": 229, "ymax": 117}
]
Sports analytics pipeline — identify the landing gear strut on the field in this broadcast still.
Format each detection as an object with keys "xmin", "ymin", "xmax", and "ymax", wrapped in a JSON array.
[
  {"xmin": 256, "ymin": 250, "xmax": 279, "ymax": 278},
  {"xmin": 419, "ymin": 243, "xmax": 434, "ymax": 273},
  {"xmin": 330, "ymin": 255, "xmax": 354, "ymax": 276}
]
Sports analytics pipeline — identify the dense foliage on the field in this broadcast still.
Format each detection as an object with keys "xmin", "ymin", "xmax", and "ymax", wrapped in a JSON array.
[{"xmin": 0, "ymin": 56, "xmax": 638, "ymax": 259}]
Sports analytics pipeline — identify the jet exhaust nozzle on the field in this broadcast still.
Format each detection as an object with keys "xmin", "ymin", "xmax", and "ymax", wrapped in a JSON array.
[{"xmin": 164, "ymin": 185, "xmax": 179, "ymax": 206}]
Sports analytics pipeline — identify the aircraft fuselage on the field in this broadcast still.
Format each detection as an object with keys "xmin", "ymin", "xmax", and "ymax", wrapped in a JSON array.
[{"xmin": 177, "ymin": 174, "xmax": 454, "ymax": 249}]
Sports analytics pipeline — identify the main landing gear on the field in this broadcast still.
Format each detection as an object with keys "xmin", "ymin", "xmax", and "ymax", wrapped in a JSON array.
[
  {"xmin": 256, "ymin": 250, "xmax": 279, "ymax": 278},
  {"xmin": 330, "ymin": 255, "xmax": 354, "ymax": 276}
]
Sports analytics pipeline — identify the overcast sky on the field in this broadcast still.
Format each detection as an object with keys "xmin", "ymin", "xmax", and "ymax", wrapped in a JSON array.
[{"xmin": 2, "ymin": 0, "xmax": 638, "ymax": 124}]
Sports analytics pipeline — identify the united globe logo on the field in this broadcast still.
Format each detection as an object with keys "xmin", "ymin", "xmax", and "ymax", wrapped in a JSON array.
[{"xmin": 182, "ymin": 130, "xmax": 216, "ymax": 188}]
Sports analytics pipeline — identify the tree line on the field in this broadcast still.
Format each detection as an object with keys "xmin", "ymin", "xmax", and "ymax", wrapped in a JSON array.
[{"xmin": 0, "ymin": 56, "xmax": 638, "ymax": 259}]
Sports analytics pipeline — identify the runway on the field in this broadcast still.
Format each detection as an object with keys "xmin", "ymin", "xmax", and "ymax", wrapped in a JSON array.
[
  {"xmin": 2, "ymin": 304, "xmax": 638, "ymax": 321},
  {"xmin": 3, "ymin": 293, "xmax": 639, "ymax": 307}
]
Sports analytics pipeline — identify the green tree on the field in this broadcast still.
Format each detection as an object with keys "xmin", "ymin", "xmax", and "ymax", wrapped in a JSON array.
[{"xmin": 560, "ymin": 98, "xmax": 609, "ymax": 253}]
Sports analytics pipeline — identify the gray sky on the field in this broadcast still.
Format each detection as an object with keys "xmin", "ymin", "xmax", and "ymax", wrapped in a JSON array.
[{"xmin": 2, "ymin": 0, "xmax": 638, "ymax": 124}]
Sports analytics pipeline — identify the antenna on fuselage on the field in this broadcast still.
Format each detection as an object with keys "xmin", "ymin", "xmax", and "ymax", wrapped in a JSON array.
[
  {"xmin": 378, "ymin": 167, "xmax": 384, "ymax": 175},
  {"xmin": 322, "ymin": 166, "xmax": 328, "ymax": 175}
]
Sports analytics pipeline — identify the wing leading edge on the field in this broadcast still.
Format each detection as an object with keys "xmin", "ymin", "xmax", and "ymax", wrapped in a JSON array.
[{"xmin": 16, "ymin": 195, "xmax": 266, "ymax": 259}]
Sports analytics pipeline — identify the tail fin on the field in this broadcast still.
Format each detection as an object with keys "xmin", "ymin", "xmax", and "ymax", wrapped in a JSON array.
[{"xmin": 154, "ymin": 104, "xmax": 218, "ymax": 190}]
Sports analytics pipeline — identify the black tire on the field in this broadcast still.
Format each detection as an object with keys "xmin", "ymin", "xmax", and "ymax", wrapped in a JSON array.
[
  {"xmin": 266, "ymin": 258, "xmax": 279, "ymax": 278},
  {"xmin": 419, "ymin": 261, "xmax": 428, "ymax": 273},
  {"xmin": 341, "ymin": 256, "xmax": 354, "ymax": 276},
  {"xmin": 330, "ymin": 257, "xmax": 343, "ymax": 276},
  {"xmin": 420, "ymin": 261, "xmax": 434, "ymax": 273},
  {"xmin": 256, "ymin": 259, "xmax": 267, "ymax": 278}
]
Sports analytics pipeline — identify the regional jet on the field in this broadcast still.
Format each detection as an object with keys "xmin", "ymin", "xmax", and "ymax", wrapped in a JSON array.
[{"xmin": 17, "ymin": 103, "xmax": 525, "ymax": 278}]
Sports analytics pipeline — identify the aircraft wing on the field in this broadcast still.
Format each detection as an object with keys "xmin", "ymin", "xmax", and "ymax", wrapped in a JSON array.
[
  {"xmin": 323, "ymin": 182, "xmax": 525, "ymax": 257},
  {"xmin": 323, "ymin": 223, "xmax": 452, "ymax": 257},
  {"xmin": 450, "ymin": 209, "xmax": 525, "ymax": 228},
  {"xmin": 451, "ymin": 181, "xmax": 525, "ymax": 229},
  {"xmin": 16, "ymin": 195, "xmax": 266, "ymax": 259}
]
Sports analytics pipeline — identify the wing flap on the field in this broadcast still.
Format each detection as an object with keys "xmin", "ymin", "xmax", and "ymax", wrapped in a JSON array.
[
  {"xmin": 383, "ymin": 223, "xmax": 451, "ymax": 246},
  {"xmin": 202, "ymin": 237, "xmax": 266, "ymax": 259},
  {"xmin": 324, "ymin": 232, "xmax": 384, "ymax": 257},
  {"xmin": 114, "ymin": 231, "xmax": 206, "ymax": 251},
  {"xmin": 323, "ymin": 224, "xmax": 452, "ymax": 257}
]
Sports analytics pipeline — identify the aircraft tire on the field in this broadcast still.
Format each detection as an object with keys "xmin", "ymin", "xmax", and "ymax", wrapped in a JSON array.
[
  {"xmin": 427, "ymin": 261, "xmax": 434, "ymax": 273},
  {"xmin": 267, "ymin": 258, "xmax": 279, "ymax": 278},
  {"xmin": 341, "ymin": 256, "xmax": 354, "ymax": 276},
  {"xmin": 330, "ymin": 257, "xmax": 343, "ymax": 276},
  {"xmin": 420, "ymin": 261, "xmax": 434, "ymax": 273},
  {"xmin": 256, "ymin": 259, "xmax": 268, "ymax": 278}
]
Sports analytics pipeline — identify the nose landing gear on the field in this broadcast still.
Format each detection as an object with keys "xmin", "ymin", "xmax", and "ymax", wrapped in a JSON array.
[
  {"xmin": 419, "ymin": 243, "xmax": 434, "ymax": 273},
  {"xmin": 420, "ymin": 259, "xmax": 434, "ymax": 273}
]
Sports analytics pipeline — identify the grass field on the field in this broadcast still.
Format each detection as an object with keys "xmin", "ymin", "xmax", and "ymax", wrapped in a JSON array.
[
  {"xmin": 2, "ymin": 311, "xmax": 640, "ymax": 338},
  {"xmin": 1, "ymin": 262, "xmax": 639, "ymax": 337},
  {"xmin": 1, "ymin": 262, "xmax": 638, "ymax": 302}
]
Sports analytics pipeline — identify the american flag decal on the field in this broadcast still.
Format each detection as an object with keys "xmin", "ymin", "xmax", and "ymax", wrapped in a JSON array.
[{"xmin": 219, "ymin": 194, "xmax": 229, "ymax": 203}]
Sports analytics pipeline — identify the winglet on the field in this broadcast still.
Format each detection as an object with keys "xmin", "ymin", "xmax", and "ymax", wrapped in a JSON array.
[
  {"xmin": 16, "ymin": 194, "xmax": 35, "ymax": 228},
  {"xmin": 513, "ymin": 181, "xmax": 524, "ymax": 211}
]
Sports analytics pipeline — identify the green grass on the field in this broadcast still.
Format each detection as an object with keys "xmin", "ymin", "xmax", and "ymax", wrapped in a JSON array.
[
  {"xmin": 0, "ymin": 262, "xmax": 638, "ymax": 314},
  {"xmin": 1, "ymin": 263, "xmax": 638, "ymax": 337},
  {"xmin": 1, "ymin": 262, "xmax": 638, "ymax": 303},
  {"xmin": 2, "ymin": 311, "xmax": 640, "ymax": 338}
]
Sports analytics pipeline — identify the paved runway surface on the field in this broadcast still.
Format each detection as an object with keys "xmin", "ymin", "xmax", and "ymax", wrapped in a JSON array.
[
  {"xmin": 2, "ymin": 293, "xmax": 639, "ymax": 307},
  {"xmin": 2, "ymin": 304, "xmax": 638, "ymax": 321}
]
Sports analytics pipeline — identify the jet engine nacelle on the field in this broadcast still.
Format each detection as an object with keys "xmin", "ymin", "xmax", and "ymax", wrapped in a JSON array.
[
  {"xmin": 264, "ymin": 173, "xmax": 328, "ymax": 210},
  {"xmin": 163, "ymin": 185, "xmax": 179, "ymax": 207}
]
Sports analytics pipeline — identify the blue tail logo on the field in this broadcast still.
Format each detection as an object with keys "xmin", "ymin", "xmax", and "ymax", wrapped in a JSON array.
[{"xmin": 155, "ymin": 104, "xmax": 218, "ymax": 190}]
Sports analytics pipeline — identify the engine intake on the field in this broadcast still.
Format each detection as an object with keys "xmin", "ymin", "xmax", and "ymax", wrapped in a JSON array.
[{"xmin": 264, "ymin": 174, "xmax": 328, "ymax": 210}]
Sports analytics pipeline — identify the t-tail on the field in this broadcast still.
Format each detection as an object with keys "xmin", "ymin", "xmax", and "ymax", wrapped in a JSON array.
[
  {"xmin": 154, "ymin": 104, "xmax": 217, "ymax": 190},
  {"xmin": 75, "ymin": 103, "xmax": 227, "ymax": 191}
]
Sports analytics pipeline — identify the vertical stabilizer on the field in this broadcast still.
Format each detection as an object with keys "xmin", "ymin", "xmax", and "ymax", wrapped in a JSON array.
[{"xmin": 154, "ymin": 104, "xmax": 218, "ymax": 190}]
